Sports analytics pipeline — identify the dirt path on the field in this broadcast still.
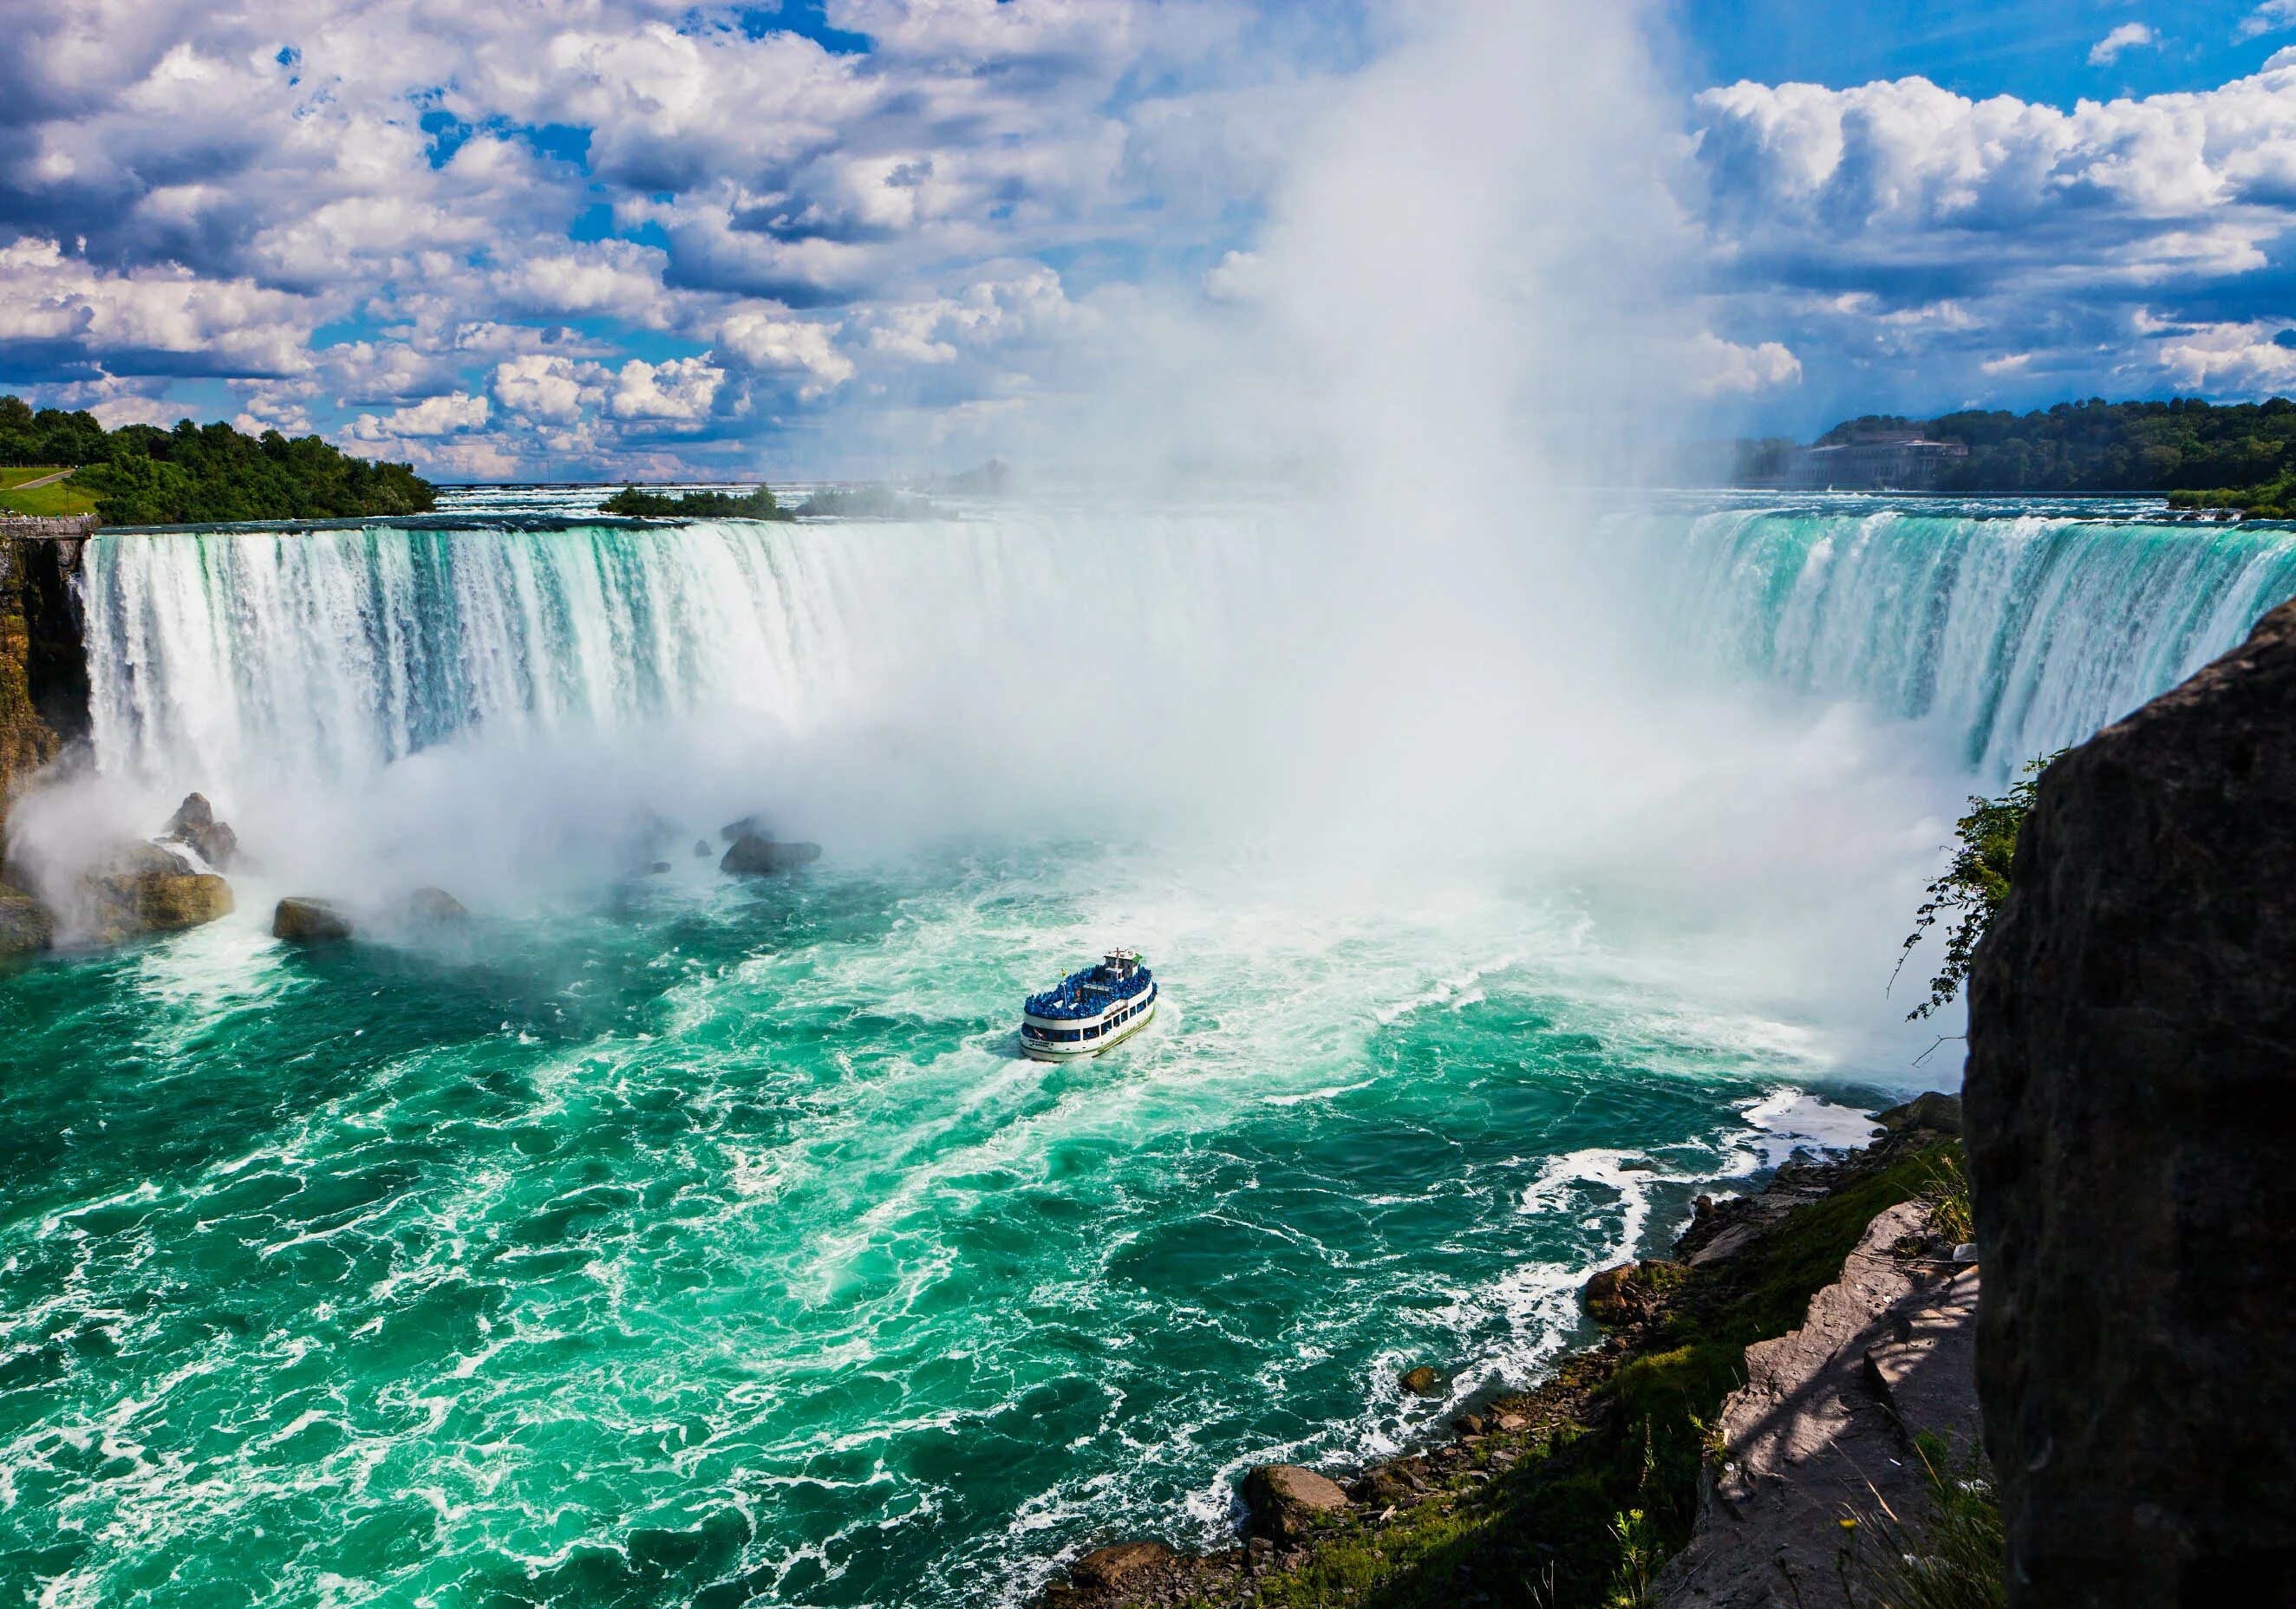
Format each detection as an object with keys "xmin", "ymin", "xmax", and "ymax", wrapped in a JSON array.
[{"xmin": 9, "ymin": 469, "xmax": 74, "ymax": 491}]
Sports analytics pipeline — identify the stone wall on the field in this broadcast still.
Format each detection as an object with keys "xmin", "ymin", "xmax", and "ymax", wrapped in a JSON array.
[{"xmin": 1967, "ymin": 596, "xmax": 2296, "ymax": 1606}]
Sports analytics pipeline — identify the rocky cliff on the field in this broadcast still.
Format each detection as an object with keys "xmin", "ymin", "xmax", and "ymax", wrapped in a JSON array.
[
  {"xmin": 0, "ymin": 529, "xmax": 88, "ymax": 864},
  {"xmin": 1967, "ymin": 597, "xmax": 2296, "ymax": 1606}
]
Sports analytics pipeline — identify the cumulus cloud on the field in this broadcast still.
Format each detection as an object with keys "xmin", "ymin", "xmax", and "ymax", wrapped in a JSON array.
[
  {"xmin": 714, "ymin": 311, "xmax": 854, "ymax": 396},
  {"xmin": 610, "ymin": 355, "xmax": 724, "ymax": 421},
  {"xmin": 2088, "ymin": 23, "xmax": 2157, "ymax": 66},
  {"xmin": 347, "ymin": 391, "xmax": 490, "ymax": 440},
  {"xmin": 1686, "ymin": 332, "xmax": 1803, "ymax": 396},
  {"xmin": 490, "ymin": 354, "xmax": 610, "ymax": 426}
]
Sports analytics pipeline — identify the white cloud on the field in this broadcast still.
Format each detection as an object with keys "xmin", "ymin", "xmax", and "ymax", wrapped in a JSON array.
[
  {"xmin": 1686, "ymin": 331, "xmax": 1803, "ymax": 396},
  {"xmin": 609, "ymin": 355, "xmax": 724, "ymax": 420},
  {"xmin": 714, "ymin": 311, "xmax": 855, "ymax": 396},
  {"xmin": 0, "ymin": 236, "xmax": 318, "ymax": 376},
  {"xmin": 2089, "ymin": 23, "xmax": 2157, "ymax": 67},
  {"xmin": 2241, "ymin": 1, "xmax": 2296, "ymax": 40},
  {"xmin": 347, "ymin": 391, "xmax": 490, "ymax": 440},
  {"xmin": 490, "ymin": 354, "xmax": 610, "ymax": 426}
]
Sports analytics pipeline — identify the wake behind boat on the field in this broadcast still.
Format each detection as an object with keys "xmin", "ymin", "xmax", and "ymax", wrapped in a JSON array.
[{"xmin": 1021, "ymin": 950, "xmax": 1157, "ymax": 1059}]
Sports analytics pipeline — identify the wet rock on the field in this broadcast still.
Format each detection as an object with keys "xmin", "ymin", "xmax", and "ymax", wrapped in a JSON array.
[
  {"xmin": 80, "ymin": 841, "xmax": 233, "ymax": 941},
  {"xmin": 1399, "ymin": 1365, "xmax": 1440, "ymax": 1396},
  {"xmin": 160, "ymin": 791, "xmax": 238, "ymax": 870},
  {"xmin": 1875, "ymin": 1090, "xmax": 1961, "ymax": 1136},
  {"xmin": 1243, "ymin": 1464, "xmax": 1350, "ymax": 1543},
  {"xmin": 1967, "ymin": 596, "xmax": 2296, "ymax": 1606},
  {"xmin": 401, "ymin": 887, "xmax": 467, "ymax": 922},
  {"xmin": 1069, "ymin": 1540, "xmax": 1172, "ymax": 1591},
  {"xmin": 1451, "ymin": 1412, "xmax": 1486, "ymax": 1438},
  {"xmin": 720, "ymin": 832, "xmax": 822, "ymax": 877},
  {"xmin": 692, "ymin": 838, "xmax": 712, "ymax": 859},
  {"xmin": 0, "ymin": 883, "xmax": 51, "ymax": 956},
  {"xmin": 647, "ymin": 861, "xmax": 671, "ymax": 875},
  {"xmin": 274, "ymin": 896, "xmax": 354, "ymax": 942}
]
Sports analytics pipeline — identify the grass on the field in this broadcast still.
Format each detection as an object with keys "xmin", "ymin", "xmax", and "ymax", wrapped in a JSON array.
[
  {"xmin": 1852, "ymin": 1432, "xmax": 2006, "ymax": 1609},
  {"xmin": 0, "ymin": 467, "xmax": 96, "ymax": 518},
  {"xmin": 1169, "ymin": 1138, "xmax": 1966, "ymax": 1609}
]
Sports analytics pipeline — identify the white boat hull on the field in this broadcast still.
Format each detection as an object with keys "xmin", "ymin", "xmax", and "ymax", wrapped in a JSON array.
[{"xmin": 1021, "ymin": 989, "xmax": 1157, "ymax": 1060}]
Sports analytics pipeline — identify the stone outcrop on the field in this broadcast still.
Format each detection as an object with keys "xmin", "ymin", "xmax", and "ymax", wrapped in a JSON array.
[
  {"xmin": 401, "ymin": 886, "xmax": 468, "ymax": 923},
  {"xmin": 1068, "ymin": 1541, "xmax": 1173, "ymax": 1592},
  {"xmin": 0, "ymin": 528, "xmax": 88, "ymax": 863},
  {"xmin": 0, "ymin": 882, "xmax": 51, "ymax": 957},
  {"xmin": 1655, "ymin": 1202, "xmax": 1980, "ymax": 1609},
  {"xmin": 274, "ymin": 897, "xmax": 354, "ymax": 942},
  {"xmin": 160, "ymin": 791, "xmax": 238, "ymax": 869},
  {"xmin": 1241, "ymin": 1464, "xmax": 1350, "ymax": 1544},
  {"xmin": 720, "ymin": 831, "xmax": 822, "ymax": 876},
  {"xmin": 79, "ymin": 841, "xmax": 233, "ymax": 941},
  {"xmin": 1966, "ymin": 596, "xmax": 2296, "ymax": 1606}
]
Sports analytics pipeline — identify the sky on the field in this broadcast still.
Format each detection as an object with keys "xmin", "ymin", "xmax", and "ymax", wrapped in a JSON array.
[{"xmin": 6, "ymin": 0, "xmax": 2296, "ymax": 479}]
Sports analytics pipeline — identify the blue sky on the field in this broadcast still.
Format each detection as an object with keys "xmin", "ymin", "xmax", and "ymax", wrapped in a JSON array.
[{"xmin": 6, "ymin": 0, "xmax": 2296, "ymax": 479}]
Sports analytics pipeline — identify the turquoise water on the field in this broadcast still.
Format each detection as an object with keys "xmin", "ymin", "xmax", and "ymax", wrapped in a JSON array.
[
  {"xmin": 7, "ymin": 495, "xmax": 2293, "ymax": 1606},
  {"xmin": 1, "ymin": 844, "xmax": 1861, "ymax": 1608}
]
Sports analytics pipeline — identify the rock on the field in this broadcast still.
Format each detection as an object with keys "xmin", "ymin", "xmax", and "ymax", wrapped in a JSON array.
[
  {"xmin": 1068, "ymin": 1540, "xmax": 1172, "ymax": 1591},
  {"xmin": 274, "ymin": 897, "xmax": 353, "ymax": 942},
  {"xmin": 692, "ymin": 838, "xmax": 711, "ymax": 859},
  {"xmin": 0, "ymin": 883, "xmax": 51, "ymax": 956},
  {"xmin": 1966, "ymin": 596, "xmax": 2296, "ymax": 1607},
  {"xmin": 720, "ymin": 812, "xmax": 771, "ymax": 842},
  {"xmin": 1582, "ymin": 1260, "xmax": 1683, "ymax": 1326},
  {"xmin": 720, "ymin": 832, "xmax": 822, "ymax": 877},
  {"xmin": 1242, "ymin": 1464, "xmax": 1350, "ymax": 1543},
  {"xmin": 1451, "ymin": 1412, "xmax": 1486, "ymax": 1438},
  {"xmin": 647, "ymin": 860, "xmax": 671, "ymax": 875},
  {"xmin": 1874, "ymin": 1090, "xmax": 1961, "ymax": 1136},
  {"xmin": 160, "ymin": 791, "xmax": 238, "ymax": 870},
  {"xmin": 1490, "ymin": 1410, "xmax": 1529, "ymax": 1433},
  {"xmin": 1399, "ymin": 1365, "xmax": 1439, "ymax": 1396},
  {"xmin": 79, "ymin": 841, "xmax": 233, "ymax": 941},
  {"xmin": 1654, "ymin": 1202, "xmax": 1980, "ymax": 1609},
  {"xmin": 401, "ymin": 886, "xmax": 467, "ymax": 922}
]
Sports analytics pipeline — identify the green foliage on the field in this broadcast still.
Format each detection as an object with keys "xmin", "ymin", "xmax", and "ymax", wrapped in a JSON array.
[
  {"xmin": 1897, "ymin": 754, "xmax": 2058, "ymax": 1020},
  {"xmin": 1922, "ymin": 1150, "xmax": 1973, "ymax": 1246},
  {"xmin": 1817, "ymin": 396, "xmax": 2296, "ymax": 495},
  {"xmin": 0, "ymin": 472, "xmax": 97, "ymax": 518},
  {"xmin": 599, "ymin": 484, "xmax": 789, "ymax": 518},
  {"xmin": 1853, "ymin": 1433, "xmax": 2006, "ymax": 1609},
  {"xmin": 0, "ymin": 398, "xmax": 434, "ymax": 524}
]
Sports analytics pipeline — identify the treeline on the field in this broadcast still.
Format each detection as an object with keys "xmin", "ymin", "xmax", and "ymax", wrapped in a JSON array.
[
  {"xmin": 1815, "ymin": 397, "xmax": 2296, "ymax": 495},
  {"xmin": 599, "ymin": 484, "xmax": 788, "ymax": 519},
  {"xmin": 0, "ymin": 396, "xmax": 434, "ymax": 524}
]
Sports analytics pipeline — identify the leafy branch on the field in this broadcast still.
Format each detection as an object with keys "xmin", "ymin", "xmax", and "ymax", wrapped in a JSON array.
[{"xmin": 1894, "ymin": 753, "xmax": 2060, "ymax": 1020}]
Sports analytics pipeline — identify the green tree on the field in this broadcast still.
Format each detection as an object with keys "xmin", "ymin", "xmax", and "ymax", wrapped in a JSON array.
[{"xmin": 1896, "ymin": 754, "xmax": 2059, "ymax": 1019}]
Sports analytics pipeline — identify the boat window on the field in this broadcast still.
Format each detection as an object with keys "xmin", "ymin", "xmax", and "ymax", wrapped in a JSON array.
[{"xmin": 1083, "ymin": 1025, "xmax": 1100, "ymax": 1039}]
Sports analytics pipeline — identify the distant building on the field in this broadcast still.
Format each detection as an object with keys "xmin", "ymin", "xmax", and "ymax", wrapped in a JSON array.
[{"xmin": 1784, "ymin": 433, "xmax": 1969, "ymax": 491}]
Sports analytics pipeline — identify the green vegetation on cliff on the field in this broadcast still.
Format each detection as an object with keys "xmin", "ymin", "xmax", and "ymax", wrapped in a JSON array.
[
  {"xmin": 0, "ymin": 396, "xmax": 434, "ymax": 524},
  {"xmin": 1813, "ymin": 397, "xmax": 2296, "ymax": 498},
  {"xmin": 1898, "ymin": 755, "xmax": 2056, "ymax": 1020},
  {"xmin": 599, "ymin": 484, "xmax": 790, "ymax": 519}
]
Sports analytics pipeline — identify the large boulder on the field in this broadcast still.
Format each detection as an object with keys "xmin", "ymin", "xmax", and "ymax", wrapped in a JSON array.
[
  {"xmin": 400, "ymin": 886, "xmax": 468, "ymax": 923},
  {"xmin": 0, "ymin": 883, "xmax": 51, "ymax": 957},
  {"xmin": 1966, "ymin": 597, "xmax": 2296, "ymax": 1606},
  {"xmin": 160, "ymin": 791, "xmax": 238, "ymax": 870},
  {"xmin": 1067, "ymin": 1540, "xmax": 1172, "ymax": 1591},
  {"xmin": 274, "ymin": 897, "xmax": 354, "ymax": 942},
  {"xmin": 720, "ymin": 832, "xmax": 822, "ymax": 877},
  {"xmin": 1241, "ymin": 1463, "xmax": 1350, "ymax": 1544},
  {"xmin": 79, "ymin": 841, "xmax": 233, "ymax": 941}
]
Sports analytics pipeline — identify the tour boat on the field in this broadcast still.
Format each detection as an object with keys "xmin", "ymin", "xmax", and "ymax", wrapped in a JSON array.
[{"xmin": 1021, "ymin": 949, "xmax": 1157, "ymax": 1060}]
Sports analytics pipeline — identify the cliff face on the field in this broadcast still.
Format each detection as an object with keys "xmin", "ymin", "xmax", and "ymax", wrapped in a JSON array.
[
  {"xmin": 1967, "ymin": 597, "xmax": 2296, "ymax": 1606},
  {"xmin": 0, "ymin": 530, "xmax": 89, "ymax": 866}
]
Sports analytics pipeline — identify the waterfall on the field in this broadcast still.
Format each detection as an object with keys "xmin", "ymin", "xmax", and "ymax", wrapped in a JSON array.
[
  {"xmin": 74, "ymin": 503, "xmax": 2296, "ymax": 798},
  {"xmin": 76, "ymin": 512, "xmax": 1266, "ymax": 791},
  {"xmin": 1653, "ymin": 505, "xmax": 2296, "ymax": 775}
]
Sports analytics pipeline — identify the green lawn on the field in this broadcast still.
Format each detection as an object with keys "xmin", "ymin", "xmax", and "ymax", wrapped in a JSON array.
[{"xmin": 0, "ymin": 467, "xmax": 97, "ymax": 517}]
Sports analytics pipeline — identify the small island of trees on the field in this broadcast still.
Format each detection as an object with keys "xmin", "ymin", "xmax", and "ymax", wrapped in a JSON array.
[{"xmin": 599, "ymin": 485, "xmax": 791, "ymax": 519}]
